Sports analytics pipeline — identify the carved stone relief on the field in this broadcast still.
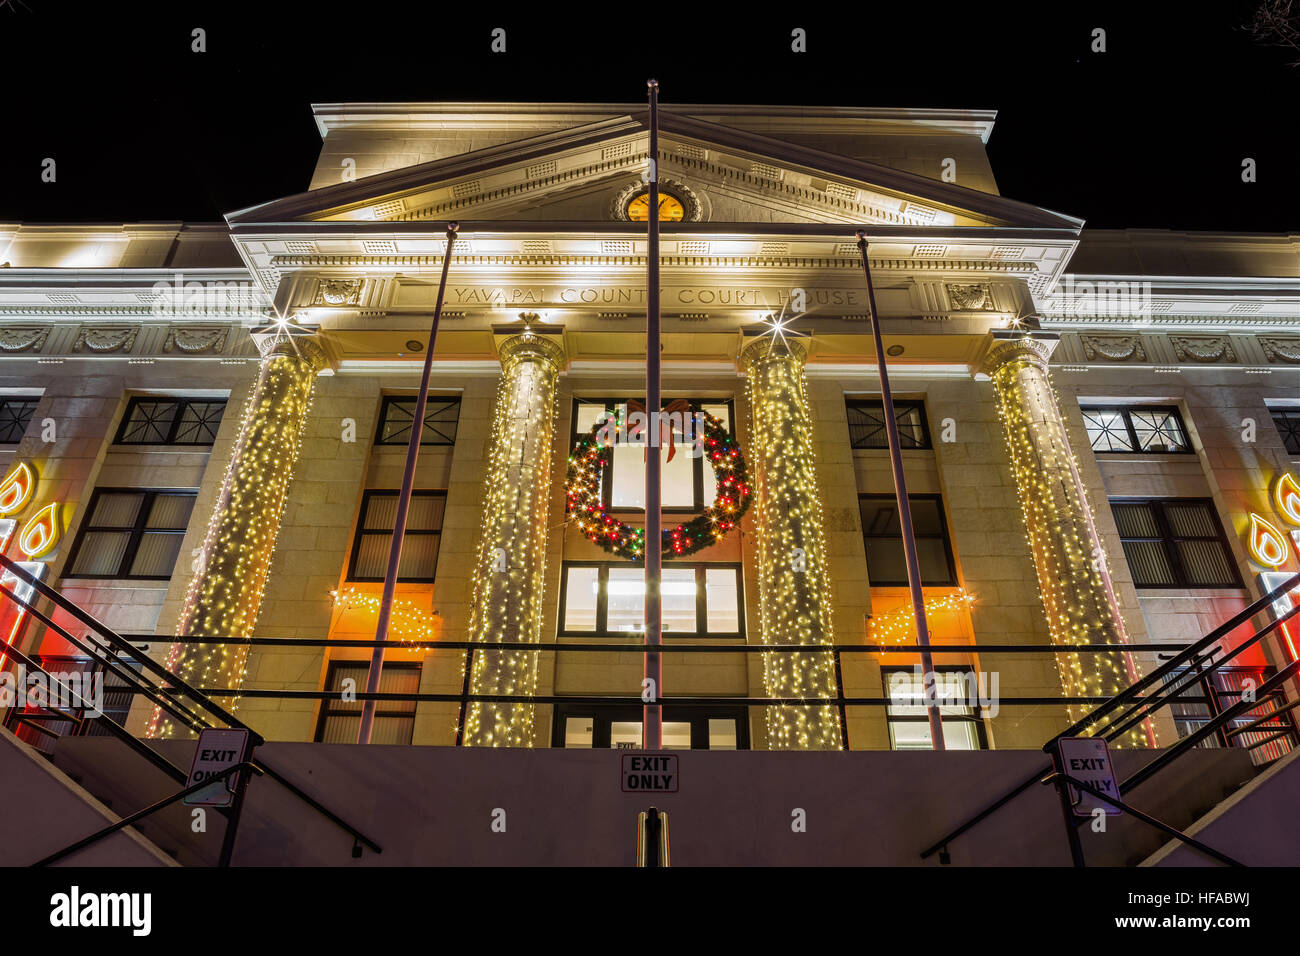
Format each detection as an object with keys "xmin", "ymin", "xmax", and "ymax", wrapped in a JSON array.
[
  {"xmin": 1170, "ymin": 335, "xmax": 1237, "ymax": 363},
  {"xmin": 1080, "ymin": 334, "xmax": 1146, "ymax": 362},
  {"xmin": 163, "ymin": 327, "xmax": 230, "ymax": 354},
  {"xmin": 72, "ymin": 326, "xmax": 139, "ymax": 353}
]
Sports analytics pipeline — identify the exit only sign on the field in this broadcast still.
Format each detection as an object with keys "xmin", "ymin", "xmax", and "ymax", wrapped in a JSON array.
[{"xmin": 621, "ymin": 753, "xmax": 679, "ymax": 792}]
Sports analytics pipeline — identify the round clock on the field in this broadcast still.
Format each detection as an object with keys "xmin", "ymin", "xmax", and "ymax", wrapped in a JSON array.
[
  {"xmin": 625, "ymin": 190, "xmax": 686, "ymax": 222},
  {"xmin": 612, "ymin": 179, "xmax": 702, "ymax": 222}
]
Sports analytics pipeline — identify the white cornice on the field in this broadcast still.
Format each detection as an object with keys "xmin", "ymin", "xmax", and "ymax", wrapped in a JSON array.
[{"xmin": 310, "ymin": 103, "xmax": 999, "ymax": 143}]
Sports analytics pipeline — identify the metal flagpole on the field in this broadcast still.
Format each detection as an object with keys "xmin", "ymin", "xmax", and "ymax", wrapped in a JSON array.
[
  {"xmin": 643, "ymin": 79, "xmax": 663, "ymax": 751},
  {"xmin": 856, "ymin": 230, "xmax": 946, "ymax": 750},
  {"xmin": 357, "ymin": 223, "xmax": 459, "ymax": 744}
]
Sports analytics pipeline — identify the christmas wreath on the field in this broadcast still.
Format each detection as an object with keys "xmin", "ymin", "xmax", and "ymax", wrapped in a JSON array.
[{"xmin": 565, "ymin": 405, "xmax": 752, "ymax": 562}]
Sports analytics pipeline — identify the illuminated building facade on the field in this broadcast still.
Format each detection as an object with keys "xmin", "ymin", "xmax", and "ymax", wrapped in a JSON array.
[{"xmin": 1, "ymin": 102, "xmax": 1298, "ymax": 759}]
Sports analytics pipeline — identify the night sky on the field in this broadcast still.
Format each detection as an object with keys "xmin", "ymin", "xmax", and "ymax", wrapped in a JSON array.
[{"xmin": 1, "ymin": 1, "xmax": 1297, "ymax": 232}]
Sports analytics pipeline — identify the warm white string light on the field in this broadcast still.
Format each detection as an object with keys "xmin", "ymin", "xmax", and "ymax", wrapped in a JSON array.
[
  {"xmin": 741, "ymin": 337, "xmax": 842, "ymax": 750},
  {"xmin": 985, "ymin": 337, "xmax": 1149, "ymax": 747},
  {"xmin": 151, "ymin": 334, "xmax": 325, "ymax": 738},
  {"xmin": 462, "ymin": 333, "xmax": 564, "ymax": 747}
]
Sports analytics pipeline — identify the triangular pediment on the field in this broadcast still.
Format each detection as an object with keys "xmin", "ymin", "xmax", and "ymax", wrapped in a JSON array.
[{"xmin": 226, "ymin": 111, "xmax": 1083, "ymax": 233}]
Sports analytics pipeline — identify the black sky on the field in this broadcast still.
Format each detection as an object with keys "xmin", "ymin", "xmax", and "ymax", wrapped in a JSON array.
[{"xmin": 1, "ymin": 0, "xmax": 1297, "ymax": 232}]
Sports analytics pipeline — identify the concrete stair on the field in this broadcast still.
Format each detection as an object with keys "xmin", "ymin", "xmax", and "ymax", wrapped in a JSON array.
[{"xmin": 0, "ymin": 726, "xmax": 178, "ymax": 867}]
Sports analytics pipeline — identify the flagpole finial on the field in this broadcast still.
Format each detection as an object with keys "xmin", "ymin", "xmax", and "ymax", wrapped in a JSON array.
[
  {"xmin": 447, "ymin": 222, "xmax": 460, "ymax": 234},
  {"xmin": 647, "ymin": 78, "xmax": 659, "ymax": 90},
  {"xmin": 855, "ymin": 229, "xmax": 867, "ymax": 242}
]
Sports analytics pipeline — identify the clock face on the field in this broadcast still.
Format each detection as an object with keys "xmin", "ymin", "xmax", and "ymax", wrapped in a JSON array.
[{"xmin": 626, "ymin": 191, "xmax": 686, "ymax": 222}]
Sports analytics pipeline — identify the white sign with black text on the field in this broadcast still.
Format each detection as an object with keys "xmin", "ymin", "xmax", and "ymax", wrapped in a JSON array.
[
  {"xmin": 183, "ymin": 728, "xmax": 252, "ymax": 807},
  {"xmin": 1058, "ymin": 736, "xmax": 1123, "ymax": 816}
]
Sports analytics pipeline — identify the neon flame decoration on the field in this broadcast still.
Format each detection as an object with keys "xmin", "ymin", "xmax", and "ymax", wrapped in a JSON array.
[
  {"xmin": 18, "ymin": 503, "xmax": 60, "ymax": 558},
  {"xmin": 0, "ymin": 462, "xmax": 34, "ymax": 516},
  {"xmin": 1273, "ymin": 473, "xmax": 1300, "ymax": 527},
  {"xmin": 1248, "ymin": 512, "xmax": 1290, "ymax": 569}
]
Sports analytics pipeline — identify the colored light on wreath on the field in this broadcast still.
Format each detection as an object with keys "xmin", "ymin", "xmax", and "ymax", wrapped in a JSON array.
[
  {"xmin": 564, "ymin": 410, "xmax": 752, "ymax": 562},
  {"xmin": 1273, "ymin": 473, "xmax": 1300, "ymax": 527},
  {"xmin": 0, "ymin": 462, "xmax": 34, "ymax": 516},
  {"xmin": 1247, "ymin": 512, "xmax": 1290, "ymax": 569}
]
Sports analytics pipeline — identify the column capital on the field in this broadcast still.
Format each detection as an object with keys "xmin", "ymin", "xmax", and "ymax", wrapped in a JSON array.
[
  {"xmin": 497, "ymin": 330, "xmax": 565, "ymax": 372},
  {"xmin": 739, "ymin": 336, "xmax": 806, "ymax": 372},
  {"xmin": 252, "ymin": 326, "xmax": 333, "ymax": 372},
  {"xmin": 977, "ymin": 330, "xmax": 1059, "ymax": 378}
]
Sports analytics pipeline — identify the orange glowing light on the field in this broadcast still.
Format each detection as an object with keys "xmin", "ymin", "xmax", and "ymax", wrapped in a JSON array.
[
  {"xmin": 1273, "ymin": 473, "xmax": 1300, "ymax": 527},
  {"xmin": 1248, "ymin": 512, "xmax": 1290, "ymax": 569},
  {"xmin": 0, "ymin": 462, "xmax": 34, "ymax": 516},
  {"xmin": 18, "ymin": 503, "xmax": 60, "ymax": 558}
]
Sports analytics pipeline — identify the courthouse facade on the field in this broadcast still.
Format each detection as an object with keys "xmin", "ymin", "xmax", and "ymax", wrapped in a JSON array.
[{"xmin": 1, "ymin": 102, "xmax": 1298, "ymax": 754}]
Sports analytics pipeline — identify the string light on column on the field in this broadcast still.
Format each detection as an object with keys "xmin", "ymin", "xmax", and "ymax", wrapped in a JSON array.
[
  {"xmin": 462, "ymin": 332, "xmax": 564, "ymax": 748},
  {"xmin": 741, "ymin": 336, "xmax": 842, "ymax": 751},
  {"xmin": 984, "ymin": 336, "xmax": 1148, "ymax": 748},
  {"xmin": 151, "ymin": 332, "xmax": 326, "ymax": 738}
]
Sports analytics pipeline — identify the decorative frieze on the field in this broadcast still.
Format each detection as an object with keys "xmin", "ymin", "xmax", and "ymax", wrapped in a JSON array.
[
  {"xmin": 314, "ymin": 278, "xmax": 363, "ymax": 306},
  {"xmin": 163, "ymin": 326, "xmax": 229, "ymax": 354},
  {"xmin": 945, "ymin": 282, "xmax": 995, "ymax": 311},
  {"xmin": 1258, "ymin": 335, "xmax": 1300, "ymax": 363},
  {"xmin": 72, "ymin": 326, "xmax": 139, "ymax": 353},
  {"xmin": 1080, "ymin": 333, "xmax": 1146, "ymax": 362},
  {"xmin": 1170, "ymin": 335, "xmax": 1236, "ymax": 363},
  {"xmin": 0, "ymin": 326, "xmax": 50, "ymax": 352}
]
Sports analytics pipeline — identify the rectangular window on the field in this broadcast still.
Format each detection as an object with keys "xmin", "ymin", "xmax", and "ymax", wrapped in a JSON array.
[
  {"xmin": 115, "ymin": 397, "xmax": 226, "ymax": 446},
  {"xmin": 859, "ymin": 494, "xmax": 956, "ymax": 586},
  {"xmin": 883, "ymin": 668, "xmax": 985, "ymax": 750},
  {"xmin": 552, "ymin": 704, "xmax": 749, "ymax": 750},
  {"xmin": 1269, "ymin": 407, "xmax": 1300, "ymax": 456},
  {"xmin": 66, "ymin": 489, "xmax": 197, "ymax": 580},
  {"xmin": 1110, "ymin": 498, "xmax": 1240, "ymax": 588},
  {"xmin": 559, "ymin": 562, "xmax": 743, "ymax": 637},
  {"xmin": 572, "ymin": 398, "xmax": 733, "ymax": 513},
  {"xmin": 375, "ymin": 395, "xmax": 461, "ymax": 446},
  {"xmin": 1080, "ymin": 405, "xmax": 1191, "ymax": 454},
  {"xmin": 315, "ymin": 661, "xmax": 420, "ymax": 744},
  {"xmin": 846, "ymin": 399, "xmax": 930, "ymax": 449},
  {"xmin": 347, "ymin": 490, "xmax": 445, "ymax": 582},
  {"xmin": 0, "ymin": 397, "xmax": 38, "ymax": 444}
]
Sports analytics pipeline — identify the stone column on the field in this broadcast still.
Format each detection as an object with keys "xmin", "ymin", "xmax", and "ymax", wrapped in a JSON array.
[
  {"xmin": 151, "ymin": 332, "xmax": 327, "ymax": 738},
  {"xmin": 740, "ymin": 338, "xmax": 842, "ymax": 750},
  {"xmin": 981, "ymin": 334, "xmax": 1147, "ymax": 745},
  {"xmin": 462, "ymin": 332, "xmax": 565, "ymax": 747}
]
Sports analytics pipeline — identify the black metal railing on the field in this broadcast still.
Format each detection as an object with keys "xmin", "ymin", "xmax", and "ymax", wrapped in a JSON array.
[
  {"xmin": 4, "ymin": 552, "xmax": 1297, "ymax": 866},
  {"xmin": 920, "ymin": 570, "xmax": 1300, "ymax": 867},
  {"xmin": 0, "ymin": 553, "xmax": 381, "ymax": 866}
]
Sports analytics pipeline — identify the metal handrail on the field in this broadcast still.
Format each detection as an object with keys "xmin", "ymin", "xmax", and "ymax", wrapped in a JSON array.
[
  {"xmin": 1, "ymin": 558, "xmax": 381, "ymax": 860},
  {"xmin": 1094, "ymin": 600, "xmax": 1300, "ymax": 745},
  {"xmin": 1045, "ymin": 772, "xmax": 1243, "ymax": 867},
  {"xmin": 0, "ymin": 632, "xmax": 190, "ymax": 785},
  {"xmin": 921, "ymin": 571, "xmax": 1300, "ymax": 862},
  {"xmin": 0, "ymin": 555, "xmax": 253, "ymax": 735},
  {"xmin": 32, "ymin": 761, "xmax": 260, "ymax": 867},
  {"xmin": 1049, "ymin": 570, "xmax": 1300, "ymax": 745}
]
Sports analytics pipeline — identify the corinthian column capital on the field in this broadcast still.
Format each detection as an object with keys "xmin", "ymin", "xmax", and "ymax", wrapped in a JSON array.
[
  {"xmin": 497, "ymin": 330, "xmax": 565, "ymax": 372},
  {"xmin": 979, "ymin": 332, "xmax": 1056, "ymax": 378},
  {"xmin": 739, "ymin": 336, "xmax": 807, "ymax": 372},
  {"xmin": 253, "ymin": 327, "xmax": 333, "ymax": 372}
]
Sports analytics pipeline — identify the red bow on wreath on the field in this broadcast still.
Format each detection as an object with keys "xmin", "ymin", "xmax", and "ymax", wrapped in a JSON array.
[{"xmin": 625, "ymin": 398, "xmax": 695, "ymax": 462}]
